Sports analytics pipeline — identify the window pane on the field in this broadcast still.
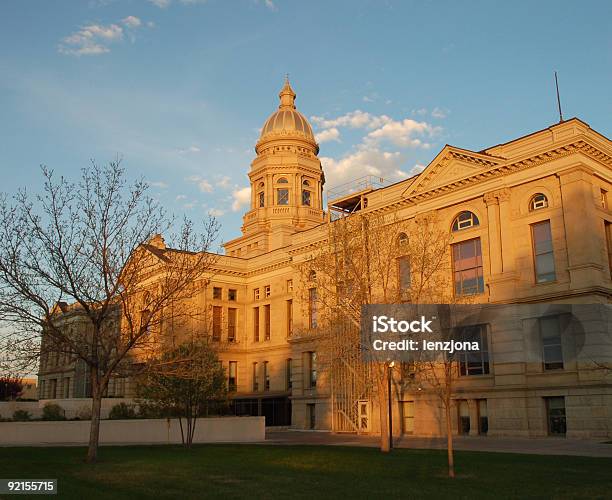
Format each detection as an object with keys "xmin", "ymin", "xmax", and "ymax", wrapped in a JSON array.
[
  {"xmin": 277, "ymin": 189, "xmax": 289, "ymax": 205},
  {"xmin": 398, "ymin": 256, "xmax": 410, "ymax": 291}
]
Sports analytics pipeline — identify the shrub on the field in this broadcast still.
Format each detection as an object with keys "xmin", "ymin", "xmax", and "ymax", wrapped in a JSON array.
[
  {"xmin": 12, "ymin": 409, "xmax": 32, "ymax": 421},
  {"xmin": 108, "ymin": 402, "xmax": 136, "ymax": 420},
  {"xmin": 41, "ymin": 403, "xmax": 65, "ymax": 421},
  {"xmin": 137, "ymin": 401, "xmax": 164, "ymax": 419},
  {"xmin": 75, "ymin": 405, "xmax": 92, "ymax": 420}
]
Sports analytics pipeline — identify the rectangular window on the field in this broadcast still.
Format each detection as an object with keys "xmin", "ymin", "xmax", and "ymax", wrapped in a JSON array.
[
  {"xmin": 253, "ymin": 307, "xmax": 260, "ymax": 342},
  {"xmin": 49, "ymin": 379, "xmax": 57, "ymax": 399},
  {"xmin": 458, "ymin": 400, "xmax": 470, "ymax": 435},
  {"xmin": 277, "ymin": 188, "xmax": 289, "ymax": 205},
  {"xmin": 252, "ymin": 362, "xmax": 259, "ymax": 392},
  {"xmin": 264, "ymin": 304, "xmax": 271, "ymax": 341},
  {"xmin": 263, "ymin": 361, "xmax": 270, "ymax": 391},
  {"xmin": 286, "ymin": 358, "xmax": 292, "ymax": 390},
  {"xmin": 212, "ymin": 306, "xmax": 222, "ymax": 341},
  {"xmin": 540, "ymin": 315, "xmax": 564, "ymax": 370},
  {"xmin": 307, "ymin": 403, "xmax": 316, "ymax": 430},
  {"xmin": 308, "ymin": 288, "xmax": 318, "ymax": 329},
  {"xmin": 258, "ymin": 191, "xmax": 265, "ymax": 208},
  {"xmin": 397, "ymin": 256, "xmax": 411, "ymax": 295},
  {"xmin": 228, "ymin": 361, "xmax": 237, "ymax": 392},
  {"xmin": 457, "ymin": 325, "xmax": 489, "ymax": 376},
  {"xmin": 305, "ymin": 351, "xmax": 317, "ymax": 389},
  {"xmin": 478, "ymin": 399, "xmax": 488, "ymax": 435},
  {"xmin": 227, "ymin": 308, "xmax": 237, "ymax": 342},
  {"xmin": 452, "ymin": 238, "xmax": 485, "ymax": 295},
  {"xmin": 213, "ymin": 287, "xmax": 222, "ymax": 300},
  {"xmin": 264, "ymin": 285, "xmax": 271, "ymax": 298},
  {"xmin": 228, "ymin": 289, "xmax": 237, "ymax": 301},
  {"xmin": 605, "ymin": 222, "xmax": 612, "ymax": 279},
  {"xmin": 302, "ymin": 190, "xmax": 311, "ymax": 206},
  {"xmin": 532, "ymin": 220, "xmax": 556, "ymax": 283},
  {"xmin": 253, "ymin": 288, "xmax": 260, "ymax": 301},
  {"xmin": 401, "ymin": 401, "xmax": 415, "ymax": 435},
  {"xmin": 287, "ymin": 279, "xmax": 293, "ymax": 292},
  {"xmin": 286, "ymin": 299, "xmax": 293, "ymax": 337},
  {"xmin": 545, "ymin": 396, "xmax": 566, "ymax": 435}
]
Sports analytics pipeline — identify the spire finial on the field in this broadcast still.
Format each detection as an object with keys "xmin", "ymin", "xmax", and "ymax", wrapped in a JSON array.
[{"xmin": 278, "ymin": 75, "xmax": 296, "ymax": 109}]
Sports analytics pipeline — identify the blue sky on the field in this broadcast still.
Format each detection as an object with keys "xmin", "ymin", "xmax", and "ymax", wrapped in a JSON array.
[{"xmin": 1, "ymin": 0, "xmax": 611, "ymax": 246}]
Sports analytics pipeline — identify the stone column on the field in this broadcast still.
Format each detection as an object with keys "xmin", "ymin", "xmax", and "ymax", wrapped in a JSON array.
[
  {"xmin": 484, "ymin": 192, "xmax": 502, "ymax": 276},
  {"xmin": 497, "ymin": 188, "xmax": 515, "ymax": 273}
]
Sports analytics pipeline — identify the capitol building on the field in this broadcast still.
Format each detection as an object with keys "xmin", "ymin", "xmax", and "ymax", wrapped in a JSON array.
[{"xmin": 38, "ymin": 80, "xmax": 612, "ymax": 439}]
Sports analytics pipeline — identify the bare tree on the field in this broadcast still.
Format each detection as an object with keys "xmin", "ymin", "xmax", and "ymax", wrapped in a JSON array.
[
  {"xmin": 0, "ymin": 161, "xmax": 219, "ymax": 463},
  {"xmin": 299, "ymin": 207, "xmax": 464, "ymax": 478},
  {"xmin": 298, "ymin": 210, "xmax": 416, "ymax": 452}
]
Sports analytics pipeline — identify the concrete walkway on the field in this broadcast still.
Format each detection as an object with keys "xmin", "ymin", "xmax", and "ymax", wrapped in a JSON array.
[{"xmin": 264, "ymin": 430, "xmax": 612, "ymax": 458}]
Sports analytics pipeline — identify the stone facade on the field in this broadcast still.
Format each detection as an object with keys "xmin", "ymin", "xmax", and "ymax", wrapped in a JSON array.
[{"xmin": 38, "ymin": 81, "xmax": 612, "ymax": 438}]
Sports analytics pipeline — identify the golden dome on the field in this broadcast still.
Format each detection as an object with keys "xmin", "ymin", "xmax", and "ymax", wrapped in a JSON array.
[{"xmin": 258, "ymin": 78, "xmax": 316, "ymax": 144}]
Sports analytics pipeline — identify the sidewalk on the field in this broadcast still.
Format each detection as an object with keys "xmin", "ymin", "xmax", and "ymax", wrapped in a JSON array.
[{"xmin": 264, "ymin": 430, "xmax": 612, "ymax": 458}]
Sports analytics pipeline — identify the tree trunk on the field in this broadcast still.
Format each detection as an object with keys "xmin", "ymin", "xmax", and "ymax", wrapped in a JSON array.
[
  {"xmin": 445, "ymin": 397, "xmax": 455, "ymax": 478},
  {"xmin": 86, "ymin": 368, "xmax": 104, "ymax": 464},
  {"xmin": 378, "ymin": 374, "xmax": 390, "ymax": 453}
]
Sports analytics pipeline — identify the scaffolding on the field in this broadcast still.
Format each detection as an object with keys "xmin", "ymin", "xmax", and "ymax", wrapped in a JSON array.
[{"xmin": 327, "ymin": 175, "xmax": 388, "ymax": 221}]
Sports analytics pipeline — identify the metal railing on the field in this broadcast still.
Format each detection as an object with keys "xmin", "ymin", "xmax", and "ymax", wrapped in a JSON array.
[{"xmin": 327, "ymin": 175, "xmax": 388, "ymax": 202}]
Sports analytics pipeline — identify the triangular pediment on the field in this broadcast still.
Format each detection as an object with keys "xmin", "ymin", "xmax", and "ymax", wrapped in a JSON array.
[{"xmin": 403, "ymin": 146, "xmax": 501, "ymax": 197}]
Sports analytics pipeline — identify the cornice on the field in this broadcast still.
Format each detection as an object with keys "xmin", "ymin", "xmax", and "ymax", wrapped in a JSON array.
[{"xmin": 371, "ymin": 138, "xmax": 612, "ymax": 216}]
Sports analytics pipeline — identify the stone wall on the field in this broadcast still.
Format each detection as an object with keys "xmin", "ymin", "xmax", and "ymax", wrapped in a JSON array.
[{"xmin": 0, "ymin": 416, "xmax": 265, "ymax": 446}]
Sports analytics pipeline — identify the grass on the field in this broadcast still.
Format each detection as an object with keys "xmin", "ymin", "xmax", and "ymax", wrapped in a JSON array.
[{"xmin": 0, "ymin": 444, "xmax": 611, "ymax": 499}]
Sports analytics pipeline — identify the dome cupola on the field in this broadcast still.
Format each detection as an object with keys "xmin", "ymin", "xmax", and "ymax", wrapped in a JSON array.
[{"xmin": 256, "ymin": 77, "xmax": 318, "ymax": 154}]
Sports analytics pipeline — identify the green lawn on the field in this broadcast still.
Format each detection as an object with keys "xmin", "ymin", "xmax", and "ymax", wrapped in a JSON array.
[{"xmin": 0, "ymin": 445, "xmax": 611, "ymax": 499}]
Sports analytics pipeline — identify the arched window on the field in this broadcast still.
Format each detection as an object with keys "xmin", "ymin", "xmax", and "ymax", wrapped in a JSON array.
[
  {"xmin": 529, "ymin": 193, "xmax": 548, "ymax": 211},
  {"xmin": 257, "ymin": 182, "xmax": 265, "ymax": 208},
  {"xmin": 277, "ymin": 177, "xmax": 288, "ymax": 184},
  {"xmin": 308, "ymin": 270, "xmax": 317, "ymax": 281},
  {"xmin": 452, "ymin": 211, "xmax": 480, "ymax": 232},
  {"xmin": 397, "ymin": 232, "xmax": 408, "ymax": 248},
  {"xmin": 302, "ymin": 179, "xmax": 311, "ymax": 187}
]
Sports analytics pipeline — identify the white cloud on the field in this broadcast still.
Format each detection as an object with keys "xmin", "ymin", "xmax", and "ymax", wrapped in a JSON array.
[
  {"xmin": 431, "ymin": 107, "xmax": 448, "ymax": 119},
  {"xmin": 150, "ymin": 181, "xmax": 168, "ymax": 188},
  {"xmin": 59, "ymin": 15, "xmax": 149, "ymax": 56},
  {"xmin": 178, "ymin": 145, "xmax": 201, "ymax": 154},
  {"xmin": 121, "ymin": 16, "xmax": 142, "ymax": 28},
  {"xmin": 208, "ymin": 208, "xmax": 225, "ymax": 217},
  {"xmin": 58, "ymin": 23, "xmax": 123, "ymax": 56},
  {"xmin": 315, "ymin": 127, "xmax": 340, "ymax": 143},
  {"xmin": 187, "ymin": 175, "xmax": 213, "ymax": 193},
  {"xmin": 231, "ymin": 187, "xmax": 251, "ymax": 212},
  {"xmin": 321, "ymin": 147, "xmax": 420, "ymax": 190},
  {"xmin": 198, "ymin": 180, "xmax": 213, "ymax": 193},
  {"xmin": 311, "ymin": 110, "xmax": 391, "ymax": 130},
  {"xmin": 216, "ymin": 176, "xmax": 232, "ymax": 189},
  {"xmin": 148, "ymin": 0, "xmax": 171, "ymax": 7},
  {"xmin": 264, "ymin": 0, "xmax": 277, "ymax": 10},
  {"xmin": 365, "ymin": 119, "xmax": 436, "ymax": 148}
]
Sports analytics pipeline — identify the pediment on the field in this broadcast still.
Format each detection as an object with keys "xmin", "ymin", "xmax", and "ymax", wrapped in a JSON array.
[{"xmin": 403, "ymin": 146, "xmax": 501, "ymax": 197}]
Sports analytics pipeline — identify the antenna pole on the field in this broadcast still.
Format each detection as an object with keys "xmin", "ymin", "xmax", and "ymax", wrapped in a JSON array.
[{"xmin": 555, "ymin": 71, "xmax": 563, "ymax": 123}]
